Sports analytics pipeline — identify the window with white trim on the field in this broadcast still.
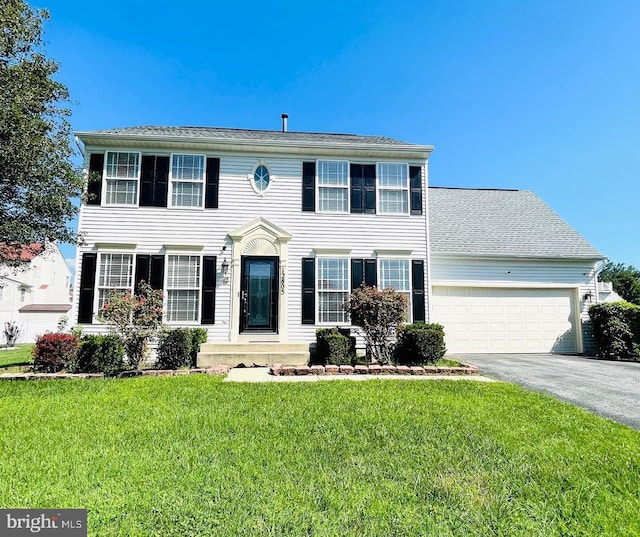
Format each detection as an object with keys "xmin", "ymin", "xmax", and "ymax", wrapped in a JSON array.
[
  {"xmin": 317, "ymin": 258, "xmax": 349, "ymax": 323},
  {"xmin": 166, "ymin": 255, "xmax": 201, "ymax": 322},
  {"xmin": 105, "ymin": 152, "xmax": 140, "ymax": 205},
  {"xmin": 317, "ymin": 160, "xmax": 348, "ymax": 212},
  {"xmin": 377, "ymin": 163, "xmax": 409, "ymax": 214},
  {"xmin": 170, "ymin": 154, "xmax": 205, "ymax": 208},
  {"xmin": 97, "ymin": 253, "xmax": 134, "ymax": 309},
  {"xmin": 379, "ymin": 258, "xmax": 411, "ymax": 319}
]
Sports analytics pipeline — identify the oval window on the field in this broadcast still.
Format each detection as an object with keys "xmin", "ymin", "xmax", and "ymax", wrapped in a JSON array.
[{"xmin": 254, "ymin": 165, "xmax": 270, "ymax": 192}]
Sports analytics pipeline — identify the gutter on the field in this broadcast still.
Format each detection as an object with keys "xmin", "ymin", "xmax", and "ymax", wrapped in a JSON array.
[{"xmin": 75, "ymin": 132, "xmax": 435, "ymax": 160}]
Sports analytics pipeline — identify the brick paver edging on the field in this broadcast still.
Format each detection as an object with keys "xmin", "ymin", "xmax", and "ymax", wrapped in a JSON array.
[
  {"xmin": 270, "ymin": 364, "xmax": 479, "ymax": 376},
  {"xmin": 0, "ymin": 366, "xmax": 230, "ymax": 381}
]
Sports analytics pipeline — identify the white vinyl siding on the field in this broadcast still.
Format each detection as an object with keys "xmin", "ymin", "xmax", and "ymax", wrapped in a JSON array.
[
  {"xmin": 379, "ymin": 258, "xmax": 411, "ymax": 320},
  {"xmin": 170, "ymin": 154, "xmax": 205, "ymax": 208},
  {"xmin": 77, "ymin": 151, "xmax": 431, "ymax": 343},
  {"xmin": 317, "ymin": 160, "xmax": 348, "ymax": 212},
  {"xmin": 105, "ymin": 152, "xmax": 140, "ymax": 205},
  {"xmin": 377, "ymin": 163, "xmax": 408, "ymax": 214},
  {"xmin": 317, "ymin": 258, "xmax": 350, "ymax": 324},
  {"xmin": 166, "ymin": 255, "xmax": 201, "ymax": 322},
  {"xmin": 97, "ymin": 253, "xmax": 134, "ymax": 309}
]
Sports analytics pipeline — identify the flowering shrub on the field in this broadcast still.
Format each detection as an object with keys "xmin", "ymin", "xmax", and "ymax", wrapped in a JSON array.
[
  {"xmin": 348, "ymin": 285, "xmax": 407, "ymax": 364},
  {"xmin": 98, "ymin": 281, "xmax": 164, "ymax": 368}
]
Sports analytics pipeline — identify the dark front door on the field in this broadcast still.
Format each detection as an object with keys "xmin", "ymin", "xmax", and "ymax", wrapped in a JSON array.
[{"xmin": 240, "ymin": 256, "xmax": 279, "ymax": 333}]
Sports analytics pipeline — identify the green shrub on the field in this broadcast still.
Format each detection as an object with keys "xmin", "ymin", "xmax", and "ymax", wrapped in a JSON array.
[
  {"xmin": 32, "ymin": 333, "xmax": 79, "ymax": 372},
  {"xmin": 71, "ymin": 334, "xmax": 125, "ymax": 374},
  {"xmin": 589, "ymin": 302, "xmax": 640, "ymax": 360},
  {"xmin": 189, "ymin": 328, "xmax": 208, "ymax": 367},
  {"xmin": 313, "ymin": 328, "xmax": 356, "ymax": 365},
  {"xmin": 156, "ymin": 328, "xmax": 208, "ymax": 369},
  {"xmin": 394, "ymin": 323, "xmax": 446, "ymax": 366}
]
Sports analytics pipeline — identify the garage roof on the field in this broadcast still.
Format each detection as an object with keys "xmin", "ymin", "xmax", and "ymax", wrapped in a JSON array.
[{"xmin": 428, "ymin": 187, "xmax": 603, "ymax": 259}]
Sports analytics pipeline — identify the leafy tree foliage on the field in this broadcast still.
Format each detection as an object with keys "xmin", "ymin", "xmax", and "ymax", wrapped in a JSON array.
[
  {"xmin": 0, "ymin": 1, "xmax": 83, "ymax": 266},
  {"xmin": 599, "ymin": 262, "xmax": 640, "ymax": 305}
]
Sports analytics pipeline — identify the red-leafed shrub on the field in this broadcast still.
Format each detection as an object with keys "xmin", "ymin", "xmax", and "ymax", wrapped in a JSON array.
[{"xmin": 33, "ymin": 333, "xmax": 79, "ymax": 372}]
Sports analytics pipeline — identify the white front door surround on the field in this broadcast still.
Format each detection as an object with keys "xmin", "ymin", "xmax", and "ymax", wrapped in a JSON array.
[{"xmin": 227, "ymin": 217, "xmax": 292, "ymax": 343}]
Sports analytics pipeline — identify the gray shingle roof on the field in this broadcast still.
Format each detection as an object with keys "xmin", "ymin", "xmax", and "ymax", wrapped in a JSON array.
[
  {"xmin": 82, "ymin": 126, "xmax": 411, "ymax": 146},
  {"xmin": 429, "ymin": 187, "xmax": 602, "ymax": 259}
]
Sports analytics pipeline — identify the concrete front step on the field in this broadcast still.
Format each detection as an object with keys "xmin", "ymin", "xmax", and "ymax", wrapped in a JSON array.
[{"xmin": 197, "ymin": 342, "xmax": 309, "ymax": 367}]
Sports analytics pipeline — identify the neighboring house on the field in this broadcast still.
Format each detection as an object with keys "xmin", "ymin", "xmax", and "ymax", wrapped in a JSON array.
[
  {"xmin": 72, "ymin": 124, "xmax": 603, "ymax": 363},
  {"xmin": 0, "ymin": 244, "xmax": 72, "ymax": 343}
]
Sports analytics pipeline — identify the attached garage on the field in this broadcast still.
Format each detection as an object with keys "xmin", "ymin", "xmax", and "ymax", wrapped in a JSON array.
[{"xmin": 431, "ymin": 286, "xmax": 580, "ymax": 354}]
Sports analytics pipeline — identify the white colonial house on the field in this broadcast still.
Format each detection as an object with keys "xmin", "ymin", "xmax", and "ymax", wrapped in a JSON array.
[
  {"xmin": 72, "ymin": 124, "xmax": 604, "ymax": 364},
  {"xmin": 1, "ymin": 244, "xmax": 72, "ymax": 343}
]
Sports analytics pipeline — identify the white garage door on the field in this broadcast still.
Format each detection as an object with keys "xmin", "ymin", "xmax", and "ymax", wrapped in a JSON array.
[{"xmin": 431, "ymin": 287, "xmax": 578, "ymax": 354}]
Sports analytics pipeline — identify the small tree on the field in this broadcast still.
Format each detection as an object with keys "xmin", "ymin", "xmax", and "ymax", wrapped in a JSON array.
[
  {"xmin": 3, "ymin": 321, "xmax": 21, "ymax": 347},
  {"xmin": 98, "ymin": 281, "xmax": 164, "ymax": 368},
  {"xmin": 348, "ymin": 285, "xmax": 407, "ymax": 364},
  {"xmin": 600, "ymin": 262, "xmax": 640, "ymax": 305}
]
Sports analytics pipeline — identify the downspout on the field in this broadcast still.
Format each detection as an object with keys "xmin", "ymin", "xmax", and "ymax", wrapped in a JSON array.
[{"xmin": 424, "ymin": 160, "xmax": 433, "ymax": 322}]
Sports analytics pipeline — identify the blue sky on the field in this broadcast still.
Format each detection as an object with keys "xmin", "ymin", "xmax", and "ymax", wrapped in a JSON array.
[{"xmin": 37, "ymin": 0, "xmax": 640, "ymax": 268}]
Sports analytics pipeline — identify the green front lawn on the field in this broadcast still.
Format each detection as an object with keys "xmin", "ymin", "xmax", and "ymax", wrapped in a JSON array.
[
  {"xmin": 0, "ymin": 343, "xmax": 33, "ymax": 370},
  {"xmin": 0, "ymin": 377, "xmax": 638, "ymax": 536}
]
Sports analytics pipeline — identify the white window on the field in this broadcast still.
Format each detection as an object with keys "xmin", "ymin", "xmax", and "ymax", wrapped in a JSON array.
[
  {"xmin": 377, "ymin": 163, "xmax": 409, "ymax": 214},
  {"xmin": 104, "ymin": 152, "xmax": 140, "ymax": 205},
  {"xmin": 170, "ymin": 154, "xmax": 205, "ymax": 208},
  {"xmin": 20, "ymin": 288, "xmax": 28, "ymax": 303},
  {"xmin": 166, "ymin": 255, "xmax": 201, "ymax": 322},
  {"xmin": 379, "ymin": 258, "xmax": 411, "ymax": 320},
  {"xmin": 317, "ymin": 258, "xmax": 349, "ymax": 323},
  {"xmin": 317, "ymin": 160, "xmax": 348, "ymax": 212},
  {"xmin": 97, "ymin": 253, "xmax": 134, "ymax": 309}
]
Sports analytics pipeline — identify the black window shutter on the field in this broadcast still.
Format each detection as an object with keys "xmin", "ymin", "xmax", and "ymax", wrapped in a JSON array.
[
  {"xmin": 78, "ymin": 253, "xmax": 97, "ymax": 323},
  {"xmin": 139, "ymin": 156, "xmax": 155, "ymax": 207},
  {"xmin": 350, "ymin": 164, "xmax": 364, "ymax": 213},
  {"xmin": 134, "ymin": 255, "xmax": 164, "ymax": 292},
  {"xmin": 150, "ymin": 255, "xmax": 165, "ymax": 290},
  {"xmin": 350, "ymin": 164, "xmax": 375, "ymax": 214},
  {"xmin": 412, "ymin": 259, "xmax": 425, "ymax": 322},
  {"xmin": 154, "ymin": 156, "xmax": 169, "ymax": 207},
  {"xmin": 364, "ymin": 259, "xmax": 377, "ymax": 286},
  {"xmin": 351, "ymin": 259, "xmax": 364, "ymax": 290},
  {"xmin": 140, "ymin": 156, "xmax": 170, "ymax": 207},
  {"xmin": 134, "ymin": 255, "xmax": 150, "ymax": 292},
  {"xmin": 363, "ymin": 164, "xmax": 376, "ymax": 213},
  {"xmin": 410, "ymin": 166, "xmax": 423, "ymax": 215},
  {"xmin": 302, "ymin": 162, "xmax": 316, "ymax": 212},
  {"xmin": 201, "ymin": 256, "xmax": 217, "ymax": 324},
  {"xmin": 301, "ymin": 258, "xmax": 315, "ymax": 324},
  {"xmin": 87, "ymin": 153, "xmax": 104, "ymax": 206},
  {"xmin": 205, "ymin": 157, "xmax": 220, "ymax": 209}
]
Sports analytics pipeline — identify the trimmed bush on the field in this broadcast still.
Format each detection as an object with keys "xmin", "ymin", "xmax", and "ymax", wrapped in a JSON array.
[
  {"xmin": 589, "ymin": 302, "xmax": 640, "ymax": 360},
  {"xmin": 32, "ymin": 333, "xmax": 79, "ymax": 372},
  {"xmin": 71, "ymin": 334, "xmax": 125, "ymax": 374},
  {"xmin": 394, "ymin": 323, "xmax": 446, "ymax": 366},
  {"xmin": 156, "ymin": 328, "xmax": 208, "ymax": 369},
  {"xmin": 313, "ymin": 328, "xmax": 356, "ymax": 365},
  {"xmin": 189, "ymin": 328, "xmax": 208, "ymax": 367}
]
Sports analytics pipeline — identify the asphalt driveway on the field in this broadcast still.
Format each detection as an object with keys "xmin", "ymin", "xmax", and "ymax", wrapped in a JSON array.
[{"xmin": 462, "ymin": 353, "xmax": 640, "ymax": 430}]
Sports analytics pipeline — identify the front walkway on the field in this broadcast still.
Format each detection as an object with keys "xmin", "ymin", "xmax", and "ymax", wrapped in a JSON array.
[{"xmin": 224, "ymin": 367, "xmax": 494, "ymax": 383}]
